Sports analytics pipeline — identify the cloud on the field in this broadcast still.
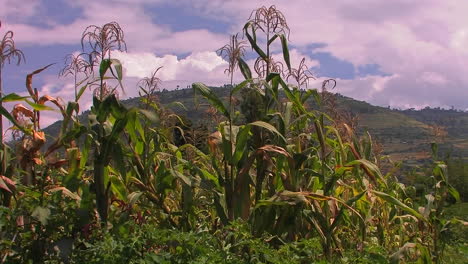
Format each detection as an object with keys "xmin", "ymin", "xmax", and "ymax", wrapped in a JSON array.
[
  {"xmin": 169, "ymin": 0, "xmax": 468, "ymax": 109},
  {"xmin": 15, "ymin": 44, "xmax": 319, "ymax": 130},
  {"xmin": 113, "ymin": 50, "xmax": 229, "ymax": 88},
  {"xmin": 4, "ymin": 0, "xmax": 227, "ymax": 55},
  {"xmin": 3, "ymin": 0, "xmax": 468, "ymax": 110},
  {"xmin": 0, "ymin": 0, "xmax": 39, "ymax": 20}
]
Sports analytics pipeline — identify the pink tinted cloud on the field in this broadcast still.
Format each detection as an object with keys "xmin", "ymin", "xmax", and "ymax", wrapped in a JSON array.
[
  {"xmin": 5, "ymin": 0, "xmax": 226, "ymax": 54},
  {"xmin": 3, "ymin": 0, "xmax": 468, "ymax": 109},
  {"xmin": 178, "ymin": 0, "xmax": 468, "ymax": 109}
]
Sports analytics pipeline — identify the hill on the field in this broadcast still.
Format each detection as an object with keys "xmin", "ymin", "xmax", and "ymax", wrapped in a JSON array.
[{"xmin": 42, "ymin": 86, "xmax": 468, "ymax": 165}]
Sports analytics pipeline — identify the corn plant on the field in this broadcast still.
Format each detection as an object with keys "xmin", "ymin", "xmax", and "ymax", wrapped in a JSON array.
[
  {"xmin": 81, "ymin": 22, "xmax": 126, "ymax": 100},
  {"xmin": 191, "ymin": 6, "xmax": 447, "ymax": 262},
  {"xmin": 59, "ymin": 53, "xmax": 93, "ymax": 103},
  {"xmin": 0, "ymin": 22, "xmax": 26, "ymax": 207},
  {"xmin": 0, "ymin": 5, "xmax": 465, "ymax": 263},
  {"xmin": 0, "ymin": 21, "xmax": 25, "ymax": 144}
]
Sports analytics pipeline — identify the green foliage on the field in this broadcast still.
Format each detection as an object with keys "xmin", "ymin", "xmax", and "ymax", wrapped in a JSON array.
[{"xmin": 0, "ymin": 6, "xmax": 467, "ymax": 264}]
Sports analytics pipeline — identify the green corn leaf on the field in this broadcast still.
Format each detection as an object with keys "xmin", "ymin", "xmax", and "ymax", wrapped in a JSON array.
[
  {"xmin": 284, "ymin": 102, "xmax": 293, "ymax": 129},
  {"xmin": 279, "ymin": 78, "xmax": 308, "ymax": 114},
  {"xmin": 26, "ymin": 100, "xmax": 54, "ymax": 111},
  {"xmin": 109, "ymin": 117, "xmax": 128, "ymax": 143},
  {"xmin": 237, "ymin": 58, "xmax": 252, "ymax": 80},
  {"xmin": 280, "ymin": 35, "xmax": 291, "ymax": 71},
  {"xmin": 65, "ymin": 101, "xmax": 79, "ymax": 118},
  {"xmin": 243, "ymin": 25, "xmax": 268, "ymax": 59},
  {"xmin": 99, "ymin": 59, "xmax": 112, "ymax": 79},
  {"xmin": 330, "ymin": 190, "xmax": 366, "ymax": 231},
  {"xmin": 346, "ymin": 159, "xmax": 387, "ymax": 186},
  {"xmin": 111, "ymin": 143, "xmax": 127, "ymax": 181},
  {"xmin": 249, "ymin": 121, "xmax": 286, "ymax": 143},
  {"xmin": 109, "ymin": 96, "xmax": 127, "ymax": 119},
  {"xmin": 197, "ymin": 168, "xmax": 220, "ymax": 188},
  {"xmin": 232, "ymin": 125, "xmax": 251, "ymax": 166},
  {"xmin": 0, "ymin": 93, "xmax": 28, "ymax": 102},
  {"xmin": 267, "ymin": 34, "xmax": 279, "ymax": 45},
  {"xmin": 192, "ymin": 82, "xmax": 229, "ymax": 118},
  {"xmin": 172, "ymin": 170, "xmax": 192, "ymax": 187},
  {"xmin": 76, "ymin": 83, "xmax": 88, "ymax": 101},
  {"xmin": 300, "ymin": 89, "xmax": 318, "ymax": 104},
  {"xmin": 314, "ymin": 120, "xmax": 326, "ymax": 155},
  {"xmin": 372, "ymin": 190, "xmax": 426, "ymax": 221},
  {"xmin": 231, "ymin": 79, "xmax": 251, "ymax": 96},
  {"xmin": 110, "ymin": 59, "xmax": 123, "ymax": 80},
  {"xmin": 266, "ymin": 72, "xmax": 280, "ymax": 82},
  {"xmin": 62, "ymin": 147, "xmax": 82, "ymax": 191},
  {"xmin": 110, "ymin": 174, "xmax": 127, "ymax": 201},
  {"xmin": 447, "ymin": 185, "xmax": 460, "ymax": 202}
]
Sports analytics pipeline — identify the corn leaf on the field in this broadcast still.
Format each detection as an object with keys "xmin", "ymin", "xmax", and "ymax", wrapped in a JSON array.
[
  {"xmin": 192, "ymin": 82, "xmax": 229, "ymax": 118},
  {"xmin": 372, "ymin": 190, "xmax": 426, "ymax": 222}
]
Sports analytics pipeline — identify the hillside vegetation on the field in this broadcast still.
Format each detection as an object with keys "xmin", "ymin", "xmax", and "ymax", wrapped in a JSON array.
[{"xmin": 44, "ymin": 86, "xmax": 468, "ymax": 165}]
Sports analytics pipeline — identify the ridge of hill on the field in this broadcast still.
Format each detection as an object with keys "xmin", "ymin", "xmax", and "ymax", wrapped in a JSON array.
[{"xmin": 42, "ymin": 86, "xmax": 468, "ymax": 164}]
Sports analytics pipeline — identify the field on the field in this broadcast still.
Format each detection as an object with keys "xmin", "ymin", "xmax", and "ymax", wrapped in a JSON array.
[{"xmin": 1, "ymin": 5, "xmax": 467, "ymax": 264}]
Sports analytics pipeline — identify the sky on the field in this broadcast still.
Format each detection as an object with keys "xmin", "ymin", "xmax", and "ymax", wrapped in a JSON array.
[{"xmin": 1, "ymin": 0, "xmax": 468, "ymax": 128}]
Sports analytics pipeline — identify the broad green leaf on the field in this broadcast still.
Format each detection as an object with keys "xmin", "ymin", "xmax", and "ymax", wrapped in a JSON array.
[
  {"xmin": 0, "ymin": 93, "xmax": 28, "ymax": 102},
  {"xmin": 280, "ymin": 35, "xmax": 291, "ymax": 71},
  {"xmin": 249, "ymin": 121, "xmax": 286, "ymax": 143},
  {"xmin": 279, "ymin": 78, "xmax": 308, "ymax": 114},
  {"xmin": 243, "ymin": 25, "xmax": 267, "ymax": 59},
  {"xmin": 110, "ymin": 59, "xmax": 123, "ymax": 80},
  {"xmin": 447, "ymin": 185, "xmax": 460, "ymax": 202},
  {"xmin": 192, "ymin": 82, "xmax": 229, "ymax": 118},
  {"xmin": 372, "ymin": 190, "xmax": 426, "ymax": 221},
  {"xmin": 232, "ymin": 125, "xmax": 251, "ymax": 166},
  {"xmin": 99, "ymin": 59, "xmax": 112, "ymax": 79},
  {"xmin": 110, "ymin": 175, "xmax": 127, "ymax": 200},
  {"xmin": 231, "ymin": 79, "xmax": 251, "ymax": 96},
  {"xmin": 346, "ymin": 159, "xmax": 387, "ymax": 186},
  {"xmin": 26, "ymin": 100, "xmax": 55, "ymax": 111},
  {"xmin": 139, "ymin": 109, "xmax": 158, "ymax": 122},
  {"xmin": 267, "ymin": 34, "xmax": 279, "ymax": 45},
  {"xmin": 237, "ymin": 58, "xmax": 252, "ymax": 80},
  {"xmin": 76, "ymin": 83, "xmax": 88, "ymax": 101},
  {"xmin": 198, "ymin": 168, "xmax": 219, "ymax": 188},
  {"xmin": 172, "ymin": 170, "xmax": 192, "ymax": 187},
  {"xmin": 330, "ymin": 190, "xmax": 366, "ymax": 231}
]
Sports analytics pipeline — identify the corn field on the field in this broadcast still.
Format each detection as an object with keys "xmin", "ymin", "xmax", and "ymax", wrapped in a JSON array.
[{"xmin": 0, "ymin": 6, "xmax": 466, "ymax": 264}]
